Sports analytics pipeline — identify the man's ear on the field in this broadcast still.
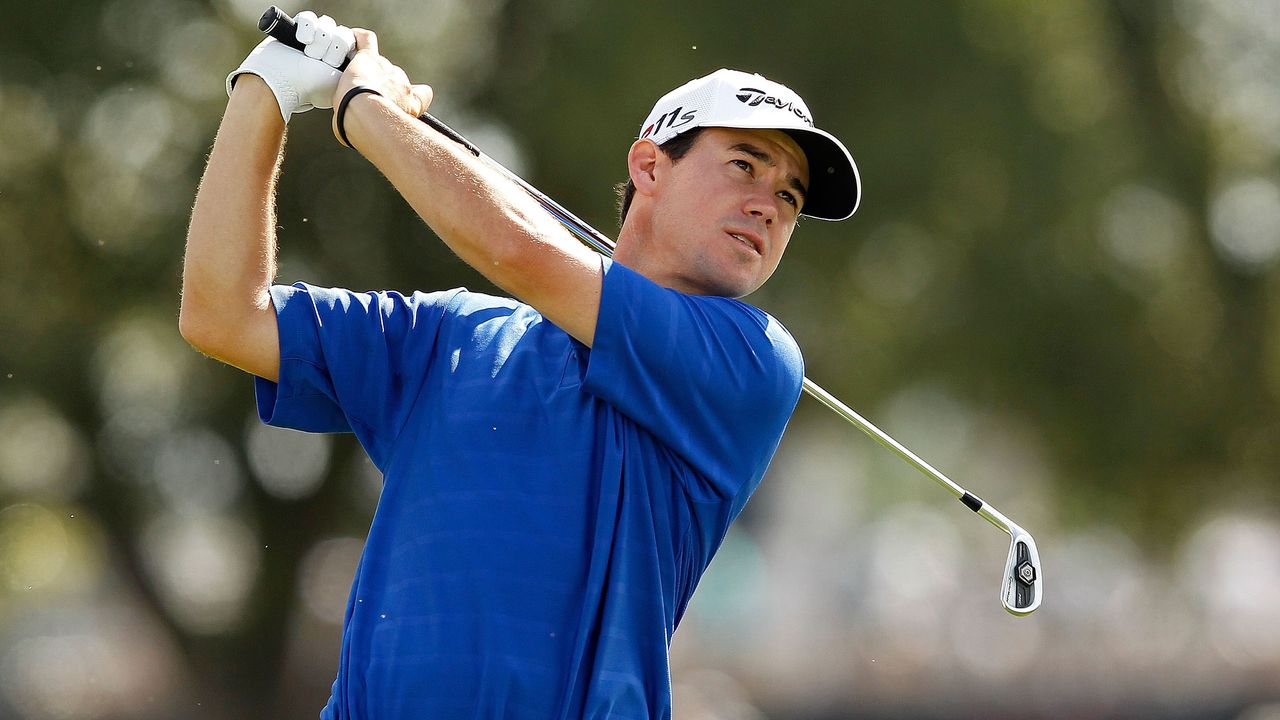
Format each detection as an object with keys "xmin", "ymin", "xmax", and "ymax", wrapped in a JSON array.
[{"xmin": 627, "ymin": 139, "xmax": 661, "ymax": 198}]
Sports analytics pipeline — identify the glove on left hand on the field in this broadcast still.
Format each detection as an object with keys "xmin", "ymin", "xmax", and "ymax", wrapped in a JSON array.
[{"xmin": 225, "ymin": 11, "xmax": 355, "ymax": 124}]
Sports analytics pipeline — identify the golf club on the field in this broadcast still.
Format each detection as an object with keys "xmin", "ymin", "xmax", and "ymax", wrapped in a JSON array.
[{"xmin": 258, "ymin": 5, "xmax": 1043, "ymax": 616}]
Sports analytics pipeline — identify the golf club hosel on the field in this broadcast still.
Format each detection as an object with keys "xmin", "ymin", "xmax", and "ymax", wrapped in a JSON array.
[{"xmin": 977, "ymin": 503, "xmax": 1015, "ymax": 537}]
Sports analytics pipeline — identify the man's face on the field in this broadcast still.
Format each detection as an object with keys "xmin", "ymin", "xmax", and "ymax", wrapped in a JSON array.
[{"xmin": 645, "ymin": 127, "xmax": 810, "ymax": 298}]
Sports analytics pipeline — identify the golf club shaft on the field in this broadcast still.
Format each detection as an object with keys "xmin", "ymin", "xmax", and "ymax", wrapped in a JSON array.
[
  {"xmin": 798, "ymin": 378, "xmax": 1013, "ymax": 536},
  {"xmin": 256, "ymin": 6, "xmax": 1015, "ymax": 537}
]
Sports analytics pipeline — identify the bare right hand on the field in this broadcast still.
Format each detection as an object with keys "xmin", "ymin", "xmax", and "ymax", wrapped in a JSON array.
[{"xmin": 332, "ymin": 29, "xmax": 434, "ymax": 130}]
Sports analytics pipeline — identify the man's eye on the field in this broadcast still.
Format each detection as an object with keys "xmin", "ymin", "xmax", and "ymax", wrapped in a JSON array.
[
  {"xmin": 732, "ymin": 159, "xmax": 753, "ymax": 173},
  {"xmin": 779, "ymin": 191, "xmax": 798, "ymax": 207}
]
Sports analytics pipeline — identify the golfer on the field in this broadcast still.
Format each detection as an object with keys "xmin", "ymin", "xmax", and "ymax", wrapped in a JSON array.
[{"xmin": 180, "ymin": 12, "xmax": 859, "ymax": 719}]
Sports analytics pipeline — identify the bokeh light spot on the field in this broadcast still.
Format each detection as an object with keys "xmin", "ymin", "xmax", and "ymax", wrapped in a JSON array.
[
  {"xmin": 0, "ymin": 85, "xmax": 59, "ymax": 178},
  {"xmin": 92, "ymin": 313, "xmax": 191, "ymax": 423},
  {"xmin": 140, "ymin": 513, "xmax": 260, "ymax": 635},
  {"xmin": 1099, "ymin": 184, "xmax": 1192, "ymax": 283},
  {"xmin": 1209, "ymin": 177, "xmax": 1280, "ymax": 273},
  {"xmin": 1181, "ymin": 513, "xmax": 1280, "ymax": 665},
  {"xmin": 245, "ymin": 415, "xmax": 332, "ymax": 500},
  {"xmin": 298, "ymin": 537, "xmax": 363, "ymax": 624},
  {"xmin": 151, "ymin": 428, "xmax": 244, "ymax": 516},
  {"xmin": 0, "ymin": 504, "xmax": 69, "ymax": 592},
  {"xmin": 0, "ymin": 397, "xmax": 90, "ymax": 498}
]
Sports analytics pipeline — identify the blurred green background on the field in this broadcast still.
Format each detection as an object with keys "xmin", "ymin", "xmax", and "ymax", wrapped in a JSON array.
[{"xmin": 2, "ymin": 0, "xmax": 1279, "ymax": 717}]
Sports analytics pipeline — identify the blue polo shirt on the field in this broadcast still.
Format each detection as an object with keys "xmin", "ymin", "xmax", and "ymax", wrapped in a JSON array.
[{"xmin": 255, "ymin": 258, "xmax": 803, "ymax": 719}]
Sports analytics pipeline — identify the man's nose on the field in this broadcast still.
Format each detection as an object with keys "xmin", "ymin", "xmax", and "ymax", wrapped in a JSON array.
[{"xmin": 744, "ymin": 189, "xmax": 777, "ymax": 225}]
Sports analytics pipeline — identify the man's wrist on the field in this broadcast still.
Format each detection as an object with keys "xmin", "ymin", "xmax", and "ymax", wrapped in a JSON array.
[
  {"xmin": 334, "ymin": 86, "xmax": 385, "ymax": 148},
  {"xmin": 332, "ymin": 88, "xmax": 397, "ymax": 150}
]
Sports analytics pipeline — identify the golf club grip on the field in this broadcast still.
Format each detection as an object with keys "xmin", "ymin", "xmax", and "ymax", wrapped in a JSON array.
[
  {"xmin": 256, "ymin": 6, "xmax": 481, "ymax": 157},
  {"xmin": 258, "ymin": 7, "xmax": 331, "ymax": 65}
]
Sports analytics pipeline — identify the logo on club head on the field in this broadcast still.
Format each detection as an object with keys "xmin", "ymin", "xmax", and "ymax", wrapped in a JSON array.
[
  {"xmin": 734, "ymin": 87, "xmax": 813, "ymax": 126},
  {"xmin": 1016, "ymin": 561, "xmax": 1036, "ymax": 585}
]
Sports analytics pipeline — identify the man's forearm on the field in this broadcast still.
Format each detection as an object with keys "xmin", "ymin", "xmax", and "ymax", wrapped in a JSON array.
[
  {"xmin": 338, "ymin": 91, "xmax": 603, "ymax": 344},
  {"xmin": 340, "ymin": 94, "xmax": 578, "ymax": 282},
  {"xmin": 180, "ymin": 76, "xmax": 286, "ymax": 340}
]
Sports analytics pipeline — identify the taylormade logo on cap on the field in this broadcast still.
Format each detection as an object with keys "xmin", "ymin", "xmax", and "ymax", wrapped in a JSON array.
[
  {"xmin": 733, "ymin": 87, "xmax": 813, "ymax": 126},
  {"xmin": 638, "ymin": 70, "xmax": 818, "ymax": 144},
  {"xmin": 636, "ymin": 68, "xmax": 863, "ymax": 221}
]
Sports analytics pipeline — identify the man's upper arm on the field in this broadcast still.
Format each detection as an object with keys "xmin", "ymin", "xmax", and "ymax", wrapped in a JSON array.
[
  {"xmin": 232, "ymin": 304, "xmax": 282, "ymax": 381},
  {"xmin": 183, "ymin": 302, "xmax": 281, "ymax": 382},
  {"xmin": 243, "ymin": 283, "xmax": 464, "ymax": 468}
]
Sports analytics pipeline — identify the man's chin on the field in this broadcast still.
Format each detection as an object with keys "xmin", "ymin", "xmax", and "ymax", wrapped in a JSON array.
[
  {"xmin": 691, "ymin": 276, "xmax": 758, "ymax": 299},
  {"xmin": 665, "ymin": 262, "xmax": 763, "ymax": 297}
]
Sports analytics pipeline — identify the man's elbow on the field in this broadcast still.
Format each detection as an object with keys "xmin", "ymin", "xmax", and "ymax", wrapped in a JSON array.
[
  {"xmin": 178, "ymin": 286, "xmax": 229, "ymax": 354},
  {"xmin": 178, "ymin": 301, "xmax": 215, "ymax": 352},
  {"xmin": 178, "ymin": 252, "xmax": 214, "ymax": 346}
]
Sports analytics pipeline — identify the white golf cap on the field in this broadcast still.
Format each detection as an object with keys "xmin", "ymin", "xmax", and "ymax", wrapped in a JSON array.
[{"xmin": 638, "ymin": 68, "xmax": 861, "ymax": 220}]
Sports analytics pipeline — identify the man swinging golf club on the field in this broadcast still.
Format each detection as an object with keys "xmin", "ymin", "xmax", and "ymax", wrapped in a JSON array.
[{"xmin": 180, "ymin": 10, "xmax": 859, "ymax": 719}]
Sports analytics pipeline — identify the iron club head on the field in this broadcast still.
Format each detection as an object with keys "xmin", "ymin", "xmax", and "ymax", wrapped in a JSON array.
[{"xmin": 1001, "ymin": 525, "xmax": 1042, "ymax": 616}]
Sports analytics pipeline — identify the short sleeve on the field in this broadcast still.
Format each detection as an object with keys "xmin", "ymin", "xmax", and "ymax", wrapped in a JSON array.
[
  {"xmin": 582, "ymin": 259, "xmax": 804, "ymax": 503},
  {"xmin": 254, "ymin": 282, "xmax": 462, "ymax": 469}
]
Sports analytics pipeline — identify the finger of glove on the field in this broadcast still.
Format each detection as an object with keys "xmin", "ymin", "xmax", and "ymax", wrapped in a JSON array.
[
  {"xmin": 322, "ymin": 25, "xmax": 355, "ymax": 68},
  {"xmin": 294, "ymin": 10, "xmax": 318, "ymax": 43},
  {"xmin": 304, "ymin": 15, "xmax": 338, "ymax": 60}
]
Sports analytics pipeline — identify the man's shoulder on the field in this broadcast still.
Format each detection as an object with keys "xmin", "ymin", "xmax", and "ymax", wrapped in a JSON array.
[
  {"xmin": 605, "ymin": 261, "xmax": 799, "ymax": 348},
  {"xmin": 725, "ymin": 296, "xmax": 796, "ymax": 338},
  {"xmin": 696, "ymin": 294, "xmax": 803, "ymax": 366}
]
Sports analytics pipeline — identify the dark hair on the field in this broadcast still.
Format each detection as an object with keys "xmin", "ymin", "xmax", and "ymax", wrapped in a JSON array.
[{"xmin": 615, "ymin": 128, "xmax": 707, "ymax": 228}]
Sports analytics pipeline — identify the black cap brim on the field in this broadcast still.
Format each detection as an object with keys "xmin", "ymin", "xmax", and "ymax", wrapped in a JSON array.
[{"xmin": 783, "ymin": 128, "xmax": 861, "ymax": 221}]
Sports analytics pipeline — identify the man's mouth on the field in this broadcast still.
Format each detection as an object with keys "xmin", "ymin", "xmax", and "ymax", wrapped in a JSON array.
[{"xmin": 726, "ymin": 231, "xmax": 761, "ymax": 255}]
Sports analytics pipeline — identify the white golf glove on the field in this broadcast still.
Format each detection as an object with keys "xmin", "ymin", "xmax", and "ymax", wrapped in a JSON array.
[{"xmin": 225, "ymin": 11, "xmax": 356, "ymax": 124}]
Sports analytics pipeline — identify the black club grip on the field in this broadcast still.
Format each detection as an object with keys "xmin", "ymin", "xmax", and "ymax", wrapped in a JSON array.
[
  {"xmin": 258, "ymin": 6, "xmax": 352, "ymax": 70},
  {"xmin": 255, "ymin": 5, "xmax": 481, "ymax": 157}
]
